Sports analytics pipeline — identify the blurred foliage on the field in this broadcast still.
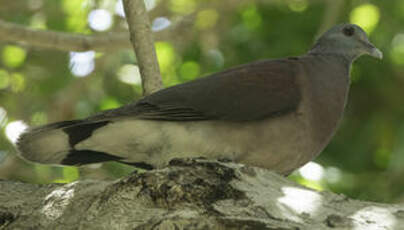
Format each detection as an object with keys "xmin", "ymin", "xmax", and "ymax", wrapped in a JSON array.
[{"xmin": 0, "ymin": 0, "xmax": 403, "ymax": 203}]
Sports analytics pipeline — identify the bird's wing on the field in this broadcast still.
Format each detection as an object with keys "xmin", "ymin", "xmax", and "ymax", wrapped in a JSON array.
[
  {"xmin": 94, "ymin": 59, "xmax": 302, "ymax": 122},
  {"xmin": 16, "ymin": 58, "xmax": 303, "ymax": 166}
]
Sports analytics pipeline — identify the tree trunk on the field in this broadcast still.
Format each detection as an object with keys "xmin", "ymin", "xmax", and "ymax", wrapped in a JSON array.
[{"xmin": 0, "ymin": 158, "xmax": 403, "ymax": 230}]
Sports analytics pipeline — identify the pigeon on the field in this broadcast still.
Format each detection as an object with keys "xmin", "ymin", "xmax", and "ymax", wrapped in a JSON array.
[{"xmin": 17, "ymin": 24, "xmax": 382, "ymax": 175}]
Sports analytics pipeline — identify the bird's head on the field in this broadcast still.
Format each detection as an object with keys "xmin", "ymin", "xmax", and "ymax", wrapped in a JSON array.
[{"xmin": 310, "ymin": 24, "xmax": 383, "ymax": 61}]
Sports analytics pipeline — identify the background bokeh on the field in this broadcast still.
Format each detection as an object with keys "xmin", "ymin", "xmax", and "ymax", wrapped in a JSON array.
[{"xmin": 0, "ymin": 0, "xmax": 403, "ymax": 203}]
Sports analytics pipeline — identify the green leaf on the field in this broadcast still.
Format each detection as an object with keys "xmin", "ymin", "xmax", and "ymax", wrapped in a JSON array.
[
  {"xmin": 10, "ymin": 73, "xmax": 26, "ymax": 92},
  {"xmin": 2, "ymin": 46, "xmax": 27, "ymax": 68},
  {"xmin": 62, "ymin": 166, "xmax": 80, "ymax": 182},
  {"xmin": 0, "ymin": 69, "xmax": 10, "ymax": 89},
  {"xmin": 179, "ymin": 61, "xmax": 200, "ymax": 80},
  {"xmin": 100, "ymin": 97, "xmax": 122, "ymax": 110}
]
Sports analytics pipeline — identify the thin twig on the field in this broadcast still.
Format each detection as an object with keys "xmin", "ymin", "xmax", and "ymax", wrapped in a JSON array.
[{"xmin": 122, "ymin": 0, "xmax": 163, "ymax": 96}]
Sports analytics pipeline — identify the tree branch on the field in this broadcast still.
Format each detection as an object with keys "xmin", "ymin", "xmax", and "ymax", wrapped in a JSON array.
[
  {"xmin": 316, "ymin": 0, "xmax": 345, "ymax": 37},
  {"xmin": 122, "ymin": 0, "xmax": 163, "ymax": 96},
  {"xmin": 0, "ymin": 17, "xmax": 184, "ymax": 53},
  {"xmin": 0, "ymin": 19, "xmax": 132, "ymax": 52},
  {"xmin": 0, "ymin": 159, "xmax": 403, "ymax": 229}
]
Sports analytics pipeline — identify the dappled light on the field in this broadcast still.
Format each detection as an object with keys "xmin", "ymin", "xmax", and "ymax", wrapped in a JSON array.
[
  {"xmin": 115, "ymin": 0, "xmax": 125, "ymax": 17},
  {"xmin": 350, "ymin": 4, "xmax": 380, "ymax": 34},
  {"xmin": 99, "ymin": 97, "xmax": 122, "ymax": 110},
  {"xmin": 289, "ymin": 162, "xmax": 327, "ymax": 191},
  {"xmin": 278, "ymin": 186, "xmax": 322, "ymax": 218},
  {"xmin": 324, "ymin": 167, "xmax": 342, "ymax": 184},
  {"xmin": 298, "ymin": 161, "xmax": 324, "ymax": 181},
  {"xmin": 5, "ymin": 120, "xmax": 28, "ymax": 144},
  {"xmin": 56, "ymin": 167, "xmax": 80, "ymax": 183},
  {"xmin": 41, "ymin": 182, "xmax": 77, "ymax": 220},
  {"xmin": 62, "ymin": 0, "xmax": 89, "ymax": 32},
  {"xmin": 118, "ymin": 64, "xmax": 142, "ymax": 85},
  {"xmin": 88, "ymin": 9, "xmax": 113, "ymax": 32},
  {"xmin": 2, "ymin": 45, "xmax": 26, "ymax": 68},
  {"xmin": 69, "ymin": 51, "xmax": 95, "ymax": 77},
  {"xmin": 152, "ymin": 17, "xmax": 172, "ymax": 32},
  {"xmin": 115, "ymin": 0, "xmax": 157, "ymax": 15},
  {"xmin": 351, "ymin": 207, "xmax": 397, "ymax": 230},
  {"xmin": 155, "ymin": 42, "xmax": 176, "ymax": 72},
  {"xmin": 155, "ymin": 41, "xmax": 178, "ymax": 85},
  {"xmin": 179, "ymin": 61, "xmax": 200, "ymax": 80},
  {"xmin": 144, "ymin": 0, "xmax": 157, "ymax": 11},
  {"xmin": 241, "ymin": 5, "xmax": 262, "ymax": 30}
]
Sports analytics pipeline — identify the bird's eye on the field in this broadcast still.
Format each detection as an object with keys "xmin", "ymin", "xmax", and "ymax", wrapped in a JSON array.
[{"xmin": 342, "ymin": 26, "xmax": 355, "ymax": 36}]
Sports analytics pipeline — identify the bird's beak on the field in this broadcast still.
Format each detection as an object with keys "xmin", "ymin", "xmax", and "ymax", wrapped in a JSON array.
[
  {"xmin": 364, "ymin": 41, "xmax": 383, "ymax": 59},
  {"xmin": 369, "ymin": 47, "xmax": 383, "ymax": 59}
]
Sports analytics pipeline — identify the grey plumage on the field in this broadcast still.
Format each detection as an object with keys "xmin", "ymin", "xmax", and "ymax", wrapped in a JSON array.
[{"xmin": 16, "ymin": 24, "xmax": 382, "ymax": 175}]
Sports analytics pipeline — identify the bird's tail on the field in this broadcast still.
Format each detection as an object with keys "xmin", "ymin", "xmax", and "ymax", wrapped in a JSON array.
[{"xmin": 16, "ymin": 119, "xmax": 123, "ymax": 166}]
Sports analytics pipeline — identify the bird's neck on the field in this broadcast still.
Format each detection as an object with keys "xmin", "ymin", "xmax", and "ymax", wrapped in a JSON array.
[
  {"xmin": 308, "ymin": 43, "xmax": 357, "ymax": 64},
  {"xmin": 302, "ymin": 54, "xmax": 351, "ymax": 150}
]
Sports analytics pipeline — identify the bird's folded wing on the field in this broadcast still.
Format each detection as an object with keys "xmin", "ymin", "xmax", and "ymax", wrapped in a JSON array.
[
  {"xmin": 16, "ymin": 58, "xmax": 303, "ymax": 166},
  {"xmin": 92, "ymin": 59, "xmax": 302, "ymax": 122}
]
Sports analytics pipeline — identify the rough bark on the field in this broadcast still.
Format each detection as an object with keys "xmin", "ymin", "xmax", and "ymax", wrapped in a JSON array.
[{"xmin": 0, "ymin": 158, "xmax": 403, "ymax": 230}]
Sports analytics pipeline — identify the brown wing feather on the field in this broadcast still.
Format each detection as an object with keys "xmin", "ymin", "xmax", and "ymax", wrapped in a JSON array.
[{"xmin": 91, "ymin": 58, "xmax": 302, "ymax": 121}]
